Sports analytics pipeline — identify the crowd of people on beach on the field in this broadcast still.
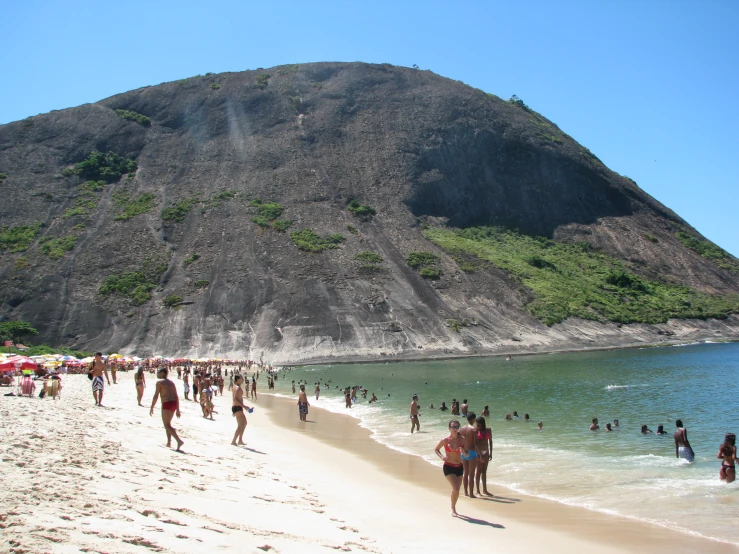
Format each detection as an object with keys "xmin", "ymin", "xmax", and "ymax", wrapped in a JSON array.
[{"xmin": 7, "ymin": 351, "xmax": 736, "ymax": 519}]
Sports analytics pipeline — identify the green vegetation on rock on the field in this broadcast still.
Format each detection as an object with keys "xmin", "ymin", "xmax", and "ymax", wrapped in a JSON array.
[
  {"xmin": 114, "ymin": 109, "xmax": 151, "ymax": 126},
  {"xmin": 62, "ymin": 151, "xmax": 137, "ymax": 183},
  {"xmin": 80, "ymin": 180, "xmax": 106, "ymax": 193},
  {"xmin": 675, "ymin": 231, "xmax": 739, "ymax": 273},
  {"xmin": 114, "ymin": 192, "xmax": 157, "ymax": 221},
  {"xmin": 208, "ymin": 190, "xmax": 238, "ymax": 206},
  {"xmin": 183, "ymin": 254, "xmax": 200, "ymax": 266},
  {"xmin": 290, "ymin": 229, "xmax": 345, "ymax": 252},
  {"xmin": 209, "ymin": 83, "xmax": 221, "ymax": 90},
  {"xmin": 406, "ymin": 252, "xmax": 439, "ymax": 269},
  {"xmin": 419, "ymin": 268, "xmax": 442, "ymax": 280},
  {"xmin": 425, "ymin": 226, "xmax": 739, "ymax": 326},
  {"xmin": 447, "ymin": 319, "xmax": 468, "ymax": 333},
  {"xmin": 162, "ymin": 198, "xmax": 199, "ymax": 223},
  {"xmin": 250, "ymin": 199, "xmax": 287, "ymax": 230},
  {"xmin": 163, "ymin": 294, "xmax": 183, "ymax": 308},
  {"xmin": 0, "ymin": 223, "xmax": 41, "ymax": 252},
  {"xmin": 356, "ymin": 251, "xmax": 383, "ymax": 264},
  {"xmin": 356, "ymin": 251, "xmax": 384, "ymax": 276},
  {"xmin": 273, "ymin": 219, "xmax": 293, "ymax": 232},
  {"xmin": 98, "ymin": 259, "xmax": 168, "ymax": 305},
  {"xmin": 0, "ymin": 173, "xmax": 7, "ymax": 182},
  {"xmin": 64, "ymin": 193, "xmax": 98, "ymax": 219},
  {"xmin": 13, "ymin": 257, "xmax": 30, "ymax": 271},
  {"xmin": 193, "ymin": 280, "xmax": 209, "ymax": 288},
  {"xmin": 39, "ymin": 235, "xmax": 76, "ymax": 259},
  {"xmin": 348, "ymin": 200, "xmax": 376, "ymax": 218},
  {"xmin": 256, "ymin": 74, "xmax": 271, "ymax": 88},
  {"xmin": 346, "ymin": 225, "xmax": 359, "ymax": 235}
]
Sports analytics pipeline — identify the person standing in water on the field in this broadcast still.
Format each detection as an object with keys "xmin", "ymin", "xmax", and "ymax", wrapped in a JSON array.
[
  {"xmin": 410, "ymin": 395, "xmax": 420, "ymax": 433},
  {"xmin": 718, "ymin": 433, "xmax": 736, "ymax": 483},
  {"xmin": 134, "ymin": 366, "xmax": 146, "ymax": 406},
  {"xmin": 231, "ymin": 374, "xmax": 252, "ymax": 446},
  {"xmin": 150, "ymin": 368, "xmax": 184, "ymax": 451},
  {"xmin": 298, "ymin": 384, "xmax": 310, "ymax": 422},
  {"xmin": 674, "ymin": 419, "xmax": 694, "ymax": 462},
  {"xmin": 251, "ymin": 375, "xmax": 257, "ymax": 399},
  {"xmin": 315, "ymin": 382, "xmax": 320, "ymax": 400},
  {"xmin": 434, "ymin": 420, "xmax": 465, "ymax": 517},
  {"xmin": 91, "ymin": 352, "xmax": 111, "ymax": 407}
]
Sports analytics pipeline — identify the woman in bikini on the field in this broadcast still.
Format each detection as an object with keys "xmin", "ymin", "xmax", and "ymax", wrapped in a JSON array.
[
  {"xmin": 434, "ymin": 420, "xmax": 467, "ymax": 517},
  {"xmin": 717, "ymin": 433, "xmax": 737, "ymax": 483},
  {"xmin": 231, "ymin": 375, "xmax": 251, "ymax": 446},
  {"xmin": 474, "ymin": 416, "xmax": 493, "ymax": 496},
  {"xmin": 135, "ymin": 367, "xmax": 146, "ymax": 406}
]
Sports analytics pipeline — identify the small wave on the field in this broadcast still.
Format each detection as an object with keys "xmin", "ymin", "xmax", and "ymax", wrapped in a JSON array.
[{"xmin": 604, "ymin": 384, "xmax": 649, "ymax": 391}]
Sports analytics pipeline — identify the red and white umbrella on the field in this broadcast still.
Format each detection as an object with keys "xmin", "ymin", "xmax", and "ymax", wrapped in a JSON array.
[{"xmin": 0, "ymin": 356, "xmax": 37, "ymax": 372}]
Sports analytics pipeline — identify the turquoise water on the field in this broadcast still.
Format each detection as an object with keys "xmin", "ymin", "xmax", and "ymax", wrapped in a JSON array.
[{"xmin": 275, "ymin": 342, "xmax": 739, "ymax": 545}]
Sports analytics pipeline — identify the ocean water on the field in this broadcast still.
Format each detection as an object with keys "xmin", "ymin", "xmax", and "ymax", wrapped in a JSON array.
[{"xmin": 274, "ymin": 342, "xmax": 739, "ymax": 545}]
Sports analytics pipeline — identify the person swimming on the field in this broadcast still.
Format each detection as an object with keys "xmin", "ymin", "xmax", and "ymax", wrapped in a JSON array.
[
  {"xmin": 656, "ymin": 425, "xmax": 668, "ymax": 435},
  {"xmin": 590, "ymin": 418, "xmax": 599, "ymax": 431},
  {"xmin": 605, "ymin": 423, "xmax": 613, "ymax": 431},
  {"xmin": 641, "ymin": 424, "xmax": 654, "ymax": 434}
]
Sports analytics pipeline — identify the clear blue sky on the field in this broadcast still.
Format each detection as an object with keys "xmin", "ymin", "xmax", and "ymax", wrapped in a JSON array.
[{"xmin": 3, "ymin": 1, "xmax": 737, "ymax": 256}]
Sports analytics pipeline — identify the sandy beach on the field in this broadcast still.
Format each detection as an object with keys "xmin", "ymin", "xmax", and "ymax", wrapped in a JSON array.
[{"xmin": 1, "ymin": 372, "xmax": 736, "ymax": 554}]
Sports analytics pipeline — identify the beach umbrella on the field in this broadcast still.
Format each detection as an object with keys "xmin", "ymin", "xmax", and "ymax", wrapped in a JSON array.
[
  {"xmin": 0, "ymin": 356, "xmax": 37, "ymax": 371},
  {"xmin": 80, "ymin": 356, "xmax": 94, "ymax": 364}
]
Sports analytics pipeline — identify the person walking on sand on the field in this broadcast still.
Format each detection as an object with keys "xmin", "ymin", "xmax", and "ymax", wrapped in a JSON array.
[
  {"xmin": 459, "ymin": 412, "xmax": 479, "ymax": 498},
  {"xmin": 434, "ymin": 420, "xmax": 466, "ymax": 517},
  {"xmin": 231, "ymin": 375, "xmax": 252, "ymax": 445},
  {"xmin": 91, "ymin": 352, "xmax": 111, "ymax": 407},
  {"xmin": 674, "ymin": 419, "xmax": 695, "ymax": 462},
  {"xmin": 474, "ymin": 416, "xmax": 493, "ymax": 496},
  {"xmin": 150, "ymin": 368, "xmax": 184, "ymax": 451},
  {"xmin": 251, "ymin": 375, "xmax": 257, "ymax": 400},
  {"xmin": 410, "ymin": 395, "xmax": 420, "ymax": 433},
  {"xmin": 718, "ymin": 433, "xmax": 737, "ymax": 483},
  {"xmin": 298, "ymin": 384, "xmax": 310, "ymax": 422},
  {"xmin": 135, "ymin": 366, "xmax": 146, "ymax": 406}
]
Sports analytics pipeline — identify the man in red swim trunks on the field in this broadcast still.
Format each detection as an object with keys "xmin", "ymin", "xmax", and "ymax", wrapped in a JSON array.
[{"xmin": 150, "ymin": 368, "xmax": 184, "ymax": 451}]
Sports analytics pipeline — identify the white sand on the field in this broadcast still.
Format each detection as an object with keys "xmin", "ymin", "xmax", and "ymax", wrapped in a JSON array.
[{"xmin": 0, "ymin": 373, "xmax": 733, "ymax": 553}]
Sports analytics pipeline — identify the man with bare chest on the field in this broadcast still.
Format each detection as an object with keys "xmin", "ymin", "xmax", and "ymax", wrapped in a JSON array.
[
  {"xmin": 458, "ymin": 412, "xmax": 479, "ymax": 497},
  {"xmin": 150, "ymin": 368, "xmax": 184, "ymax": 451},
  {"xmin": 90, "ymin": 352, "xmax": 111, "ymax": 407}
]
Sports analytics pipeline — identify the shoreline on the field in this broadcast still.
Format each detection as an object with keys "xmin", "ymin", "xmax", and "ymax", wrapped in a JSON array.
[
  {"xmin": 3, "ymin": 373, "xmax": 737, "ymax": 553},
  {"xmin": 260, "ymin": 391, "xmax": 739, "ymax": 553},
  {"xmin": 284, "ymin": 335, "xmax": 739, "ymax": 368}
]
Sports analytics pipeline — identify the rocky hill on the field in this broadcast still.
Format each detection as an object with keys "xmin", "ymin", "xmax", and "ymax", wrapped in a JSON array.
[{"xmin": 1, "ymin": 62, "xmax": 738, "ymax": 362}]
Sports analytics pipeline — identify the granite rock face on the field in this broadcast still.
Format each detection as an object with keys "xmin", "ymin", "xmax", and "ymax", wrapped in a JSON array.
[{"xmin": 1, "ymin": 62, "xmax": 738, "ymax": 362}]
